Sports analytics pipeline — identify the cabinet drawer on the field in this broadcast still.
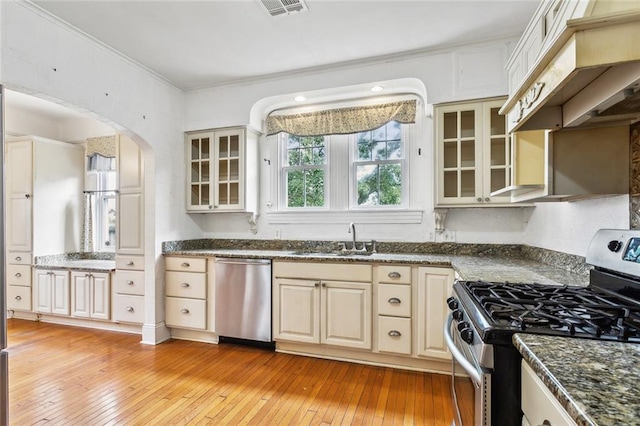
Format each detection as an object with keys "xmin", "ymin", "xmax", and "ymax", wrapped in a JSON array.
[
  {"xmin": 377, "ymin": 265, "xmax": 412, "ymax": 284},
  {"xmin": 7, "ymin": 285, "xmax": 31, "ymax": 311},
  {"xmin": 165, "ymin": 256, "xmax": 207, "ymax": 273},
  {"xmin": 166, "ymin": 271, "xmax": 206, "ymax": 299},
  {"xmin": 112, "ymin": 294, "xmax": 145, "ymax": 323},
  {"xmin": 377, "ymin": 316, "xmax": 411, "ymax": 355},
  {"xmin": 113, "ymin": 270, "xmax": 145, "ymax": 295},
  {"xmin": 7, "ymin": 264, "xmax": 32, "ymax": 286},
  {"xmin": 377, "ymin": 284, "xmax": 411, "ymax": 317},
  {"xmin": 273, "ymin": 261, "xmax": 371, "ymax": 282},
  {"xmin": 521, "ymin": 361, "xmax": 576, "ymax": 426},
  {"xmin": 8, "ymin": 252, "xmax": 31, "ymax": 265},
  {"xmin": 165, "ymin": 297, "xmax": 207, "ymax": 330},
  {"xmin": 116, "ymin": 255, "xmax": 144, "ymax": 271}
]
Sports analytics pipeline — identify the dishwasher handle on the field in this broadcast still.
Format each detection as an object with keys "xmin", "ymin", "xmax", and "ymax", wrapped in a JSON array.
[{"xmin": 214, "ymin": 257, "xmax": 271, "ymax": 265}]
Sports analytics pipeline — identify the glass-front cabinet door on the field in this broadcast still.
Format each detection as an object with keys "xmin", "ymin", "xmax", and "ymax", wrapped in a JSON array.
[
  {"xmin": 186, "ymin": 128, "xmax": 247, "ymax": 212},
  {"xmin": 436, "ymin": 98, "xmax": 510, "ymax": 206}
]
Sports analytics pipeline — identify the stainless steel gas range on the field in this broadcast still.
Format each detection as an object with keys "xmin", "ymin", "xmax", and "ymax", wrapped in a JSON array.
[{"xmin": 445, "ymin": 229, "xmax": 640, "ymax": 426}]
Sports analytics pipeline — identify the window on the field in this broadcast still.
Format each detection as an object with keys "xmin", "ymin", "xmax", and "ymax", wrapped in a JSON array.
[
  {"xmin": 281, "ymin": 134, "xmax": 327, "ymax": 208},
  {"xmin": 94, "ymin": 171, "xmax": 117, "ymax": 251},
  {"xmin": 278, "ymin": 121, "xmax": 407, "ymax": 211},
  {"xmin": 353, "ymin": 121, "xmax": 404, "ymax": 207}
]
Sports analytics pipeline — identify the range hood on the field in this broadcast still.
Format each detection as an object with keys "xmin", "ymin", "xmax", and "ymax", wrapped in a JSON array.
[{"xmin": 501, "ymin": 5, "xmax": 640, "ymax": 132}]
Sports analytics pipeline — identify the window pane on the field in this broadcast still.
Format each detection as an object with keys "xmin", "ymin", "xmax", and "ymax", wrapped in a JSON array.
[
  {"xmin": 387, "ymin": 121, "xmax": 401, "ymax": 140},
  {"xmin": 287, "ymin": 170, "xmax": 304, "ymax": 207},
  {"xmin": 387, "ymin": 140, "xmax": 402, "ymax": 160},
  {"xmin": 373, "ymin": 141, "xmax": 387, "ymax": 160},
  {"xmin": 443, "ymin": 112, "xmax": 457, "ymax": 139},
  {"xmin": 357, "ymin": 141, "xmax": 372, "ymax": 160},
  {"xmin": 306, "ymin": 169, "xmax": 324, "ymax": 207},
  {"xmin": 372, "ymin": 126, "xmax": 386, "ymax": 141},
  {"xmin": 356, "ymin": 163, "xmax": 401, "ymax": 206},
  {"xmin": 460, "ymin": 110, "xmax": 475, "ymax": 138}
]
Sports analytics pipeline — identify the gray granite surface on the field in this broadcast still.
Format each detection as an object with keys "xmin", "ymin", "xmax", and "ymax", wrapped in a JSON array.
[
  {"xmin": 164, "ymin": 248, "xmax": 589, "ymax": 286},
  {"xmin": 514, "ymin": 334, "xmax": 640, "ymax": 426},
  {"xmin": 34, "ymin": 253, "xmax": 115, "ymax": 272}
]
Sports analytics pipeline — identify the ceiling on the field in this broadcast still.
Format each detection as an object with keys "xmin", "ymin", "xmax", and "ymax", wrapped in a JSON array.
[{"xmin": 30, "ymin": 0, "xmax": 540, "ymax": 91}]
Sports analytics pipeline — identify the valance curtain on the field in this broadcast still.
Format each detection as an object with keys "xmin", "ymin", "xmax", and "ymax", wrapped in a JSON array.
[
  {"xmin": 266, "ymin": 99, "xmax": 417, "ymax": 137},
  {"xmin": 86, "ymin": 135, "xmax": 116, "ymax": 172}
]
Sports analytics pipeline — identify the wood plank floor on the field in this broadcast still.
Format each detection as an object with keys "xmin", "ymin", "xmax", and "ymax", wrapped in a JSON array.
[{"xmin": 6, "ymin": 319, "xmax": 474, "ymax": 425}]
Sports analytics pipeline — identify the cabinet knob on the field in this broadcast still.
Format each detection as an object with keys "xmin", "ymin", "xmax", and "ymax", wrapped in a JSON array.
[
  {"xmin": 180, "ymin": 308, "xmax": 190, "ymax": 314},
  {"xmin": 388, "ymin": 297, "xmax": 402, "ymax": 304},
  {"xmin": 25, "ymin": 194, "xmax": 31, "ymax": 199},
  {"xmin": 126, "ymin": 280, "xmax": 134, "ymax": 286},
  {"xmin": 321, "ymin": 282, "xmax": 326, "ymax": 288},
  {"xmin": 387, "ymin": 272, "xmax": 401, "ymax": 279},
  {"xmin": 14, "ymin": 273, "xmax": 21, "ymax": 278},
  {"xmin": 15, "ymin": 296, "xmax": 22, "ymax": 301},
  {"xmin": 476, "ymin": 197, "xmax": 482, "ymax": 202},
  {"xmin": 314, "ymin": 282, "xmax": 320, "ymax": 288},
  {"xmin": 126, "ymin": 306, "xmax": 134, "ymax": 312},
  {"xmin": 388, "ymin": 330, "xmax": 402, "ymax": 337},
  {"xmin": 181, "ymin": 282, "xmax": 190, "ymax": 288},
  {"xmin": 15, "ymin": 256, "xmax": 22, "ymax": 262},
  {"xmin": 181, "ymin": 262, "xmax": 190, "ymax": 267},
  {"xmin": 127, "ymin": 261, "xmax": 135, "ymax": 266},
  {"xmin": 484, "ymin": 197, "xmax": 490, "ymax": 202}
]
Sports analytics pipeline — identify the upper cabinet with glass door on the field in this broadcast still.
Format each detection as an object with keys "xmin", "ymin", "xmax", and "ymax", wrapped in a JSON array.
[
  {"xmin": 435, "ymin": 98, "xmax": 512, "ymax": 207},
  {"xmin": 186, "ymin": 127, "xmax": 259, "ymax": 214}
]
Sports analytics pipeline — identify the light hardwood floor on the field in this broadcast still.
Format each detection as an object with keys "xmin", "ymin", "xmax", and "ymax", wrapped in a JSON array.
[{"xmin": 7, "ymin": 319, "xmax": 474, "ymax": 425}]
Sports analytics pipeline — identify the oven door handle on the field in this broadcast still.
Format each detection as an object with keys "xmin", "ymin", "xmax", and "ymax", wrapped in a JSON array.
[{"xmin": 444, "ymin": 313, "xmax": 483, "ymax": 385}]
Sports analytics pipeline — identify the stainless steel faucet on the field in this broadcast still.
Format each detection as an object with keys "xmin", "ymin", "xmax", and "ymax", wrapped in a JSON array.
[{"xmin": 348, "ymin": 222, "xmax": 357, "ymax": 250}]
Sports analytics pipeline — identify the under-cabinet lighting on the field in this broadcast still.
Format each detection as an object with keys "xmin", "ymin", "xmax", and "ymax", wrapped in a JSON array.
[
  {"xmin": 294, "ymin": 95, "xmax": 306, "ymax": 102},
  {"xmin": 371, "ymin": 86, "xmax": 384, "ymax": 92}
]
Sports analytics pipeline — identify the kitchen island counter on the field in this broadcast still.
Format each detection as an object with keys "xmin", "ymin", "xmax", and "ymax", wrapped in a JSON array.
[{"xmin": 514, "ymin": 333, "xmax": 640, "ymax": 426}]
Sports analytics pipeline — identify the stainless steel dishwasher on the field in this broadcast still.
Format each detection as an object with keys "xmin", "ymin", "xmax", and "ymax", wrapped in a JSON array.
[{"xmin": 214, "ymin": 258, "xmax": 272, "ymax": 343}]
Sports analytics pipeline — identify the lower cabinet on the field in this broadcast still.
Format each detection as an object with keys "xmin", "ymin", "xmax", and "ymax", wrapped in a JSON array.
[
  {"xmin": 273, "ymin": 262, "xmax": 373, "ymax": 351},
  {"xmin": 71, "ymin": 271, "xmax": 110, "ymax": 320},
  {"xmin": 416, "ymin": 266, "xmax": 454, "ymax": 359},
  {"xmin": 7, "ymin": 260, "xmax": 32, "ymax": 311},
  {"xmin": 521, "ymin": 361, "xmax": 577, "ymax": 426},
  {"xmin": 164, "ymin": 256, "xmax": 208, "ymax": 331},
  {"xmin": 113, "ymin": 256, "xmax": 145, "ymax": 324},
  {"xmin": 275, "ymin": 278, "xmax": 372, "ymax": 350},
  {"xmin": 35, "ymin": 269, "xmax": 70, "ymax": 315}
]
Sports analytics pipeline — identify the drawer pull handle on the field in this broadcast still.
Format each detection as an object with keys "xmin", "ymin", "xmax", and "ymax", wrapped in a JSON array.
[
  {"xmin": 181, "ymin": 282, "xmax": 190, "ymax": 288},
  {"xmin": 126, "ymin": 306, "xmax": 134, "ymax": 312},
  {"xmin": 181, "ymin": 262, "xmax": 190, "ymax": 267},
  {"xmin": 15, "ymin": 296, "xmax": 22, "ymax": 301},
  {"xmin": 180, "ymin": 308, "xmax": 190, "ymax": 314},
  {"xmin": 126, "ymin": 280, "xmax": 134, "ymax": 286},
  {"xmin": 388, "ymin": 297, "xmax": 401, "ymax": 304},
  {"xmin": 15, "ymin": 273, "xmax": 21, "ymax": 278},
  {"xmin": 388, "ymin": 330, "xmax": 402, "ymax": 337},
  {"xmin": 127, "ymin": 261, "xmax": 135, "ymax": 266},
  {"xmin": 15, "ymin": 256, "xmax": 22, "ymax": 262},
  {"xmin": 388, "ymin": 272, "xmax": 401, "ymax": 279}
]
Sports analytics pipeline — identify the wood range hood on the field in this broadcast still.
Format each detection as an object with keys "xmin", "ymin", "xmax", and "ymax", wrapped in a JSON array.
[{"xmin": 501, "ymin": 3, "xmax": 640, "ymax": 133}]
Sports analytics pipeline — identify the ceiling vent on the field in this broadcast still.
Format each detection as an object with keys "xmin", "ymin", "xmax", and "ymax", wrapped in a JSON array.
[{"xmin": 260, "ymin": 0, "xmax": 308, "ymax": 16}]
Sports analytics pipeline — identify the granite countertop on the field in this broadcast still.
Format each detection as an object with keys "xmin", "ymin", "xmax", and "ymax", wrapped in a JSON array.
[
  {"xmin": 164, "ymin": 249, "xmax": 589, "ymax": 286},
  {"xmin": 34, "ymin": 259, "xmax": 116, "ymax": 272},
  {"xmin": 514, "ymin": 334, "xmax": 640, "ymax": 426}
]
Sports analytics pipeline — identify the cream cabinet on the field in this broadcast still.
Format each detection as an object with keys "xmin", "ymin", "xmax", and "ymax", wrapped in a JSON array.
[
  {"xmin": 6, "ymin": 255, "xmax": 32, "ymax": 312},
  {"xmin": 416, "ymin": 266, "xmax": 454, "ymax": 359},
  {"xmin": 34, "ymin": 269, "xmax": 70, "ymax": 316},
  {"xmin": 376, "ymin": 265, "xmax": 412, "ymax": 355},
  {"xmin": 116, "ymin": 134, "xmax": 144, "ymax": 255},
  {"xmin": 436, "ymin": 98, "xmax": 511, "ymax": 206},
  {"xmin": 112, "ymin": 255, "xmax": 145, "ymax": 324},
  {"xmin": 521, "ymin": 361, "xmax": 577, "ymax": 426},
  {"xmin": 165, "ymin": 256, "xmax": 208, "ymax": 330},
  {"xmin": 273, "ymin": 262, "xmax": 372, "ymax": 350},
  {"xmin": 71, "ymin": 271, "xmax": 111, "ymax": 320},
  {"xmin": 186, "ymin": 127, "xmax": 259, "ymax": 214}
]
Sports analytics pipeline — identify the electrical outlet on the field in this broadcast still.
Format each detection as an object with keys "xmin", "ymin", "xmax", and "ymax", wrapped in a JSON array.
[
  {"xmin": 434, "ymin": 230, "xmax": 456, "ymax": 243},
  {"xmin": 275, "ymin": 229, "xmax": 281, "ymax": 239}
]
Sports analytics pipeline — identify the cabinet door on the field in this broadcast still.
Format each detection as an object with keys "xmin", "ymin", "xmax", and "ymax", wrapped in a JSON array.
[
  {"xmin": 186, "ymin": 132, "xmax": 214, "ymax": 211},
  {"xmin": 51, "ymin": 271, "xmax": 70, "ymax": 316},
  {"xmin": 35, "ymin": 270, "xmax": 53, "ymax": 313},
  {"xmin": 273, "ymin": 278, "xmax": 320, "ymax": 344},
  {"xmin": 117, "ymin": 135, "xmax": 144, "ymax": 193},
  {"xmin": 6, "ymin": 141, "xmax": 33, "ymax": 252},
  {"xmin": 482, "ymin": 100, "xmax": 511, "ymax": 203},
  {"xmin": 91, "ymin": 273, "xmax": 111, "ymax": 320},
  {"xmin": 437, "ymin": 104, "xmax": 483, "ymax": 205},
  {"xmin": 416, "ymin": 267, "xmax": 454, "ymax": 359},
  {"xmin": 214, "ymin": 129, "xmax": 244, "ymax": 211},
  {"xmin": 117, "ymin": 192, "xmax": 144, "ymax": 254},
  {"xmin": 71, "ymin": 272, "xmax": 91, "ymax": 318},
  {"xmin": 321, "ymin": 281, "xmax": 372, "ymax": 350}
]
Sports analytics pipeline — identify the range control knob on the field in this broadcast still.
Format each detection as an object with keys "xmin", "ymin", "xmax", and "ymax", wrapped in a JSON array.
[
  {"xmin": 452, "ymin": 309, "xmax": 464, "ymax": 321},
  {"xmin": 446, "ymin": 297, "xmax": 459, "ymax": 310},
  {"xmin": 460, "ymin": 327, "xmax": 474, "ymax": 344},
  {"xmin": 608, "ymin": 240, "xmax": 623, "ymax": 252},
  {"xmin": 457, "ymin": 321, "xmax": 469, "ymax": 332}
]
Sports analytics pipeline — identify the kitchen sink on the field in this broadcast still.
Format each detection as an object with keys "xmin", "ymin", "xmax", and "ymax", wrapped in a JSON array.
[{"xmin": 289, "ymin": 250, "xmax": 373, "ymax": 257}]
